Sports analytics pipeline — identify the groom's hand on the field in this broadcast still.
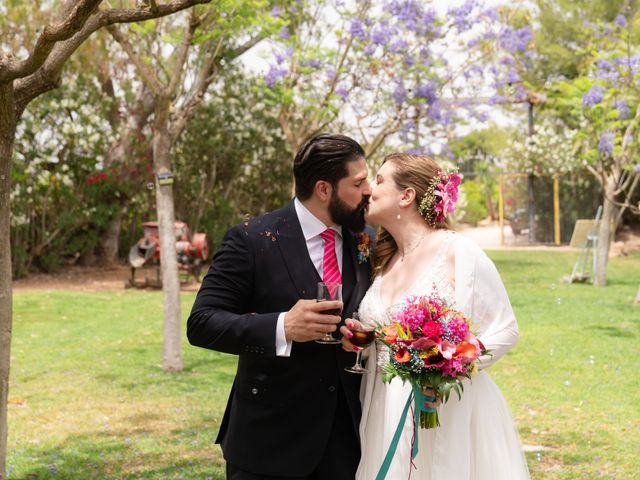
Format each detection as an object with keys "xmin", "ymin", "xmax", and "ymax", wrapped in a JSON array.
[{"xmin": 284, "ymin": 299, "xmax": 342, "ymax": 342}]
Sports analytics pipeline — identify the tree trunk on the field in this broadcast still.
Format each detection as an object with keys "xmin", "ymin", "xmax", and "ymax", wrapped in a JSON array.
[
  {"xmin": 153, "ymin": 97, "xmax": 182, "ymax": 372},
  {"xmin": 97, "ymin": 89, "xmax": 155, "ymax": 264},
  {"xmin": 594, "ymin": 178, "xmax": 617, "ymax": 287},
  {"xmin": 0, "ymin": 83, "xmax": 17, "ymax": 480},
  {"xmin": 97, "ymin": 206, "xmax": 123, "ymax": 264}
]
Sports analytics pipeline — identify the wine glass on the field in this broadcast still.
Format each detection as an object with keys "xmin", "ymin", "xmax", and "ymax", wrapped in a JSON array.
[
  {"xmin": 315, "ymin": 282, "xmax": 343, "ymax": 345},
  {"xmin": 345, "ymin": 312, "xmax": 375, "ymax": 374}
]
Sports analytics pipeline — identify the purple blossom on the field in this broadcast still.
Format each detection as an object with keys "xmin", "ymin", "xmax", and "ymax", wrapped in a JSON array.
[
  {"xmin": 372, "ymin": 25, "xmax": 394, "ymax": 45},
  {"xmin": 598, "ymin": 131, "xmax": 614, "ymax": 156},
  {"xmin": 596, "ymin": 59, "xmax": 619, "ymax": 82},
  {"xmin": 393, "ymin": 83, "xmax": 407, "ymax": 105},
  {"xmin": 483, "ymin": 31, "xmax": 497, "ymax": 40},
  {"xmin": 506, "ymin": 70, "xmax": 520, "ymax": 84},
  {"xmin": 514, "ymin": 85, "xmax": 528, "ymax": 101},
  {"xmin": 363, "ymin": 44, "xmax": 377, "ymax": 56},
  {"xmin": 301, "ymin": 58, "xmax": 321, "ymax": 68},
  {"xmin": 482, "ymin": 7, "xmax": 500, "ymax": 21},
  {"xmin": 389, "ymin": 39, "xmax": 409, "ymax": 53},
  {"xmin": 427, "ymin": 100, "xmax": 444, "ymax": 122},
  {"xmin": 488, "ymin": 94, "xmax": 506, "ymax": 105},
  {"xmin": 614, "ymin": 99, "xmax": 630, "ymax": 119},
  {"xmin": 582, "ymin": 85, "xmax": 604, "ymax": 107},
  {"xmin": 420, "ymin": 8, "xmax": 437, "ymax": 32},
  {"xmin": 404, "ymin": 55, "xmax": 415, "ymax": 66},
  {"xmin": 616, "ymin": 54, "xmax": 640, "ymax": 76},
  {"xmin": 498, "ymin": 26, "xmax": 533, "ymax": 52},
  {"xmin": 389, "ymin": 0, "xmax": 423, "ymax": 23},
  {"xmin": 400, "ymin": 121, "xmax": 416, "ymax": 143},
  {"xmin": 615, "ymin": 14, "xmax": 628, "ymax": 28},
  {"xmin": 406, "ymin": 146, "xmax": 429, "ymax": 155},
  {"xmin": 265, "ymin": 65, "xmax": 288, "ymax": 88},
  {"xmin": 325, "ymin": 66, "xmax": 336, "ymax": 80},
  {"xmin": 415, "ymin": 81, "xmax": 437, "ymax": 104},
  {"xmin": 279, "ymin": 27, "xmax": 290, "ymax": 40},
  {"xmin": 270, "ymin": 6, "xmax": 283, "ymax": 18},
  {"xmin": 634, "ymin": 164, "xmax": 640, "ymax": 173},
  {"xmin": 335, "ymin": 86, "xmax": 348, "ymax": 101},
  {"xmin": 475, "ymin": 111, "xmax": 489, "ymax": 122},
  {"xmin": 448, "ymin": 0, "xmax": 476, "ymax": 32},
  {"xmin": 349, "ymin": 19, "xmax": 367, "ymax": 40}
]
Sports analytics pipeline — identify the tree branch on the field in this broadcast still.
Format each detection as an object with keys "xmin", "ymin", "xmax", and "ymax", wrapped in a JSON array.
[
  {"xmin": 167, "ymin": 9, "xmax": 200, "ymax": 95},
  {"xmin": 13, "ymin": 0, "xmax": 211, "ymax": 115},
  {"xmin": 106, "ymin": 24, "xmax": 166, "ymax": 96},
  {"xmin": 0, "ymin": 0, "xmax": 103, "ymax": 82}
]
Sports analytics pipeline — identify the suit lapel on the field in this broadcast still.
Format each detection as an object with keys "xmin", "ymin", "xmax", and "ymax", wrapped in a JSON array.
[
  {"xmin": 341, "ymin": 230, "xmax": 358, "ymax": 307},
  {"xmin": 275, "ymin": 201, "xmax": 321, "ymax": 299}
]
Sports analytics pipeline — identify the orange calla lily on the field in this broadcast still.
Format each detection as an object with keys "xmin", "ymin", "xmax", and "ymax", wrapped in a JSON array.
[
  {"xmin": 381, "ymin": 325, "xmax": 398, "ymax": 344},
  {"xmin": 394, "ymin": 348, "xmax": 411, "ymax": 363},
  {"xmin": 455, "ymin": 341, "xmax": 479, "ymax": 359}
]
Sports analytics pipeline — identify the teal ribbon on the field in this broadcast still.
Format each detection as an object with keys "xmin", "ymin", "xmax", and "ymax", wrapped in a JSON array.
[{"xmin": 375, "ymin": 386, "xmax": 436, "ymax": 480}]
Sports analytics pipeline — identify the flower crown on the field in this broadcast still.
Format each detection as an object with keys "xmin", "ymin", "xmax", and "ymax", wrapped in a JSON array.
[{"xmin": 417, "ymin": 169, "xmax": 461, "ymax": 226}]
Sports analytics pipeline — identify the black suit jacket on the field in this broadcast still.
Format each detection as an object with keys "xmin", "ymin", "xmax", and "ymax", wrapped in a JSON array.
[{"xmin": 187, "ymin": 201, "xmax": 372, "ymax": 477}]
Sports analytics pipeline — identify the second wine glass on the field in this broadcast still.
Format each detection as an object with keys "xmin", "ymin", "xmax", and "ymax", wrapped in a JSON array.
[{"xmin": 345, "ymin": 312, "xmax": 375, "ymax": 374}]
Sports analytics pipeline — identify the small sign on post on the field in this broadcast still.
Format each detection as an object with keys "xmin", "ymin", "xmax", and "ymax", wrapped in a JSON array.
[{"xmin": 157, "ymin": 172, "xmax": 175, "ymax": 186}]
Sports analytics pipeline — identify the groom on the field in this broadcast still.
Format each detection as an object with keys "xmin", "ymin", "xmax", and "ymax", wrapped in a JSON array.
[{"xmin": 187, "ymin": 133, "xmax": 372, "ymax": 479}]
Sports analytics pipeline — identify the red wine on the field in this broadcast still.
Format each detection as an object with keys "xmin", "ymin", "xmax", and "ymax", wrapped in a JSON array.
[{"xmin": 350, "ymin": 329, "xmax": 375, "ymax": 347}]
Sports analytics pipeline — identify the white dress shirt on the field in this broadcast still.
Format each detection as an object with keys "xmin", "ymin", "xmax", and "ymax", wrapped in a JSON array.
[{"xmin": 275, "ymin": 198, "xmax": 343, "ymax": 356}]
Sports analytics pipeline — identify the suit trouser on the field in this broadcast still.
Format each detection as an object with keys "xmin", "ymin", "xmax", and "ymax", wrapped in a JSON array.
[{"xmin": 226, "ymin": 385, "xmax": 360, "ymax": 480}]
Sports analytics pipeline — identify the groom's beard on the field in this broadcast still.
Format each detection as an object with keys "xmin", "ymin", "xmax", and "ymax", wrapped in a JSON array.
[{"xmin": 329, "ymin": 191, "xmax": 369, "ymax": 232}]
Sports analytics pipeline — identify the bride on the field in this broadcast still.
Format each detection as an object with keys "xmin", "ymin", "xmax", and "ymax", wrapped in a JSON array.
[{"xmin": 341, "ymin": 153, "xmax": 530, "ymax": 479}]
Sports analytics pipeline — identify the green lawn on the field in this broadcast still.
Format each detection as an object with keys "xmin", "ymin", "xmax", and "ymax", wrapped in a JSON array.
[{"xmin": 7, "ymin": 251, "xmax": 640, "ymax": 479}]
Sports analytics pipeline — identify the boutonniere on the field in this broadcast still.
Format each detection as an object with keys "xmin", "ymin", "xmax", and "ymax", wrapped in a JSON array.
[{"xmin": 356, "ymin": 231, "xmax": 374, "ymax": 264}]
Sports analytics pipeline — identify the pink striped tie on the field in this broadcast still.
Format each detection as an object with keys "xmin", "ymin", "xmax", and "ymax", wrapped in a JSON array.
[{"xmin": 320, "ymin": 229, "xmax": 342, "ymax": 292}]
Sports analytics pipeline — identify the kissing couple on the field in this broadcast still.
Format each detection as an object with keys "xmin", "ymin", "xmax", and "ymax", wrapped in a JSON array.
[{"xmin": 187, "ymin": 133, "xmax": 530, "ymax": 480}]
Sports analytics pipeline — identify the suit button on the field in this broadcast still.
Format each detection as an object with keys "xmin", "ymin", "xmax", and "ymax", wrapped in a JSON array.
[
  {"xmin": 328, "ymin": 385, "xmax": 336, "ymax": 392},
  {"xmin": 251, "ymin": 388, "xmax": 259, "ymax": 395}
]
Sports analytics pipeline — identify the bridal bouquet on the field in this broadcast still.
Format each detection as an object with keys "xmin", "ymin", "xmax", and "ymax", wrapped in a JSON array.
[{"xmin": 377, "ymin": 294, "xmax": 487, "ymax": 429}]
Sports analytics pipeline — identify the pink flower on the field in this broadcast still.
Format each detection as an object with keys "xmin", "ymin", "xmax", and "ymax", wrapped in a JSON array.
[
  {"xmin": 422, "ymin": 321, "xmax": 444, "ymax": 340},
  {"xmin": 433, "ymin": 172, "xmax": 461, "ymax": 220},
  {"xmin": 442, "ymin": 357, "xmax": 467, "ymax": 377},
  {"xmin": 447, "ymin": 316, "xmax": 469, "ymax": 343},
  {"xmin": 439, "ymin": 340, "xmax": 457, "ymax": 360}
]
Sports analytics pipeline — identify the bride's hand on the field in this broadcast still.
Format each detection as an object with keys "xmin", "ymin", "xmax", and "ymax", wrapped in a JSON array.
[{"xmin": 340, "ymin": 318, "xmax": 365, "ymax": 352}]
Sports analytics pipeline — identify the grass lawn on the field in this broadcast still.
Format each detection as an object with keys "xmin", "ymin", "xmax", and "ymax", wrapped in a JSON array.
[{"xmin": 7, "ymin": 250, "xmax": 640, "ymax": 479}]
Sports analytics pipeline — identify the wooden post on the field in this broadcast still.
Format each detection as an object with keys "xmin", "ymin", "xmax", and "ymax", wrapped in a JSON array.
[
  {"xmin": 553, "ymin": 174, "xmax": 561, "ymax": 245},
  {"xmin": 498, "ymin": 174, "xmax": 505, "ymax": 246}
]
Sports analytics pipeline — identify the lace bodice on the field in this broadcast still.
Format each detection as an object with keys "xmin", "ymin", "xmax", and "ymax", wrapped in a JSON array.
[{"xmin": 358, "ymin": 231, "xmax": 456, "ymax": 368}]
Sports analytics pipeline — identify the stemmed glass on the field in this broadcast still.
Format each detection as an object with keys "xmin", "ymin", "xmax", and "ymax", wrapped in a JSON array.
[
  {"xmin": 345, "ymin": 312, "xmax": 375, "ymax": 374},
  {"xmin": 315, "ymin": 282, "xmax": 343, "ymax": 345}
]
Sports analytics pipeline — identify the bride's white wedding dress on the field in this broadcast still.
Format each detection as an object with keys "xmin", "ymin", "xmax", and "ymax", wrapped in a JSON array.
[{"xmin": 356, "ymin": 232, "xmax": 530, "ymax": 479}]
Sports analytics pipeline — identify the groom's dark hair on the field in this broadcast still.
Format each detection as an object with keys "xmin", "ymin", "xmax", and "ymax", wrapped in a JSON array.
[{"xmin": 293, "ymin": 133, "xmax": 365, "ymax": 200}]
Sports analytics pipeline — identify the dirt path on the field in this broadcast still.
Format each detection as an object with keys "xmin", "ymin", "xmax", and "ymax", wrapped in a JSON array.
[
  {"xmin": 12, "ymin": 224, "xmax": 639, "ymax": 293},
  {"xmin": 12, "ymin": 264, "xmax": 202, "ymax": 293}
]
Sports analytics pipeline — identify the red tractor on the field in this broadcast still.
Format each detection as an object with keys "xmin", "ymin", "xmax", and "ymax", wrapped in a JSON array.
[{"xmin": 125, "ymin": 221, "xmax": 209, "ymax": 288}]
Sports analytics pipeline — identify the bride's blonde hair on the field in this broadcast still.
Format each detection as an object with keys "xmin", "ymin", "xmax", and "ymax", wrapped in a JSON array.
[{"xmin": 372, "ymin": 153, "xmax": 451, "ymax": 278}]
